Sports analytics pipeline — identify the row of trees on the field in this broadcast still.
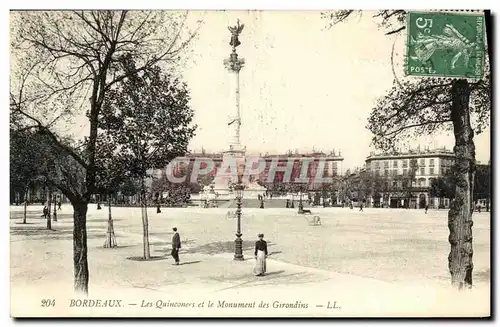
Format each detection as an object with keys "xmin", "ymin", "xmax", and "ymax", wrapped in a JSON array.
[
  {"xmin": 10, "ymin": 11, "xmax": 201, "ymax": 294},
  {"xmin": 341, "ymin": 159, "xmax": 419, "ymax": 206},
  {"xmin": 430, "ymin": 163, "xmax": 491, "ymax": 207}
]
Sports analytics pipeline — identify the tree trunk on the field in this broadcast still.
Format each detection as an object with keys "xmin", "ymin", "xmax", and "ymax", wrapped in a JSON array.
[
  {"xmin": 73, "ymin": 202, "xmax": 89, "ymax": 295},
  {"xmin": 141, "ymin": 178, "xmax": 151, "ymax": 260},
  {"xmin": 46, "ymin": 189, "xmax": 52, "ymax": 230},
  {"xmin": 53, "ymin": 194, "xmax": 57, "ymax": 222},
  {"xmin": 448, "ymin": 79, "xmax": 475, "ymax": 290},
  {"xmin": 23, "ymin": 185, "xmax": 28, "ymax": 224},
  {"xmin": 103, "ymin": 195, "xmax": 117, "ymax": 248}
]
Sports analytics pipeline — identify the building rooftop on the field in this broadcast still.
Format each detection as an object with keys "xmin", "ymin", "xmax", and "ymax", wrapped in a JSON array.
[
  {"xmin": 181, "ymin": 150, "xmax": 344, "ymax": 160},
  {"xmin": 366, "ymin": 147, "xmax": 455, "ymax": 161}
]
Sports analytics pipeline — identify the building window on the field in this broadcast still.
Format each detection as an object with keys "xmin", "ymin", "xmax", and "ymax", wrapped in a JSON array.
[
  {"xmin": 384, "ymin": 161, "xmax": 389, "ymax": 168},
  {"xmin": 391, "ymin": 169, "xmax": 397, "ymax": 176},
  {"xmin": 374, "ymin": 161, "xmax": 380, "ymax": 168},
  {"xmin": 420, "ymin": 158, "xmax": 425, "ymax": 166},
  {"xmin": 420, "ymin": 167, "xmax": 425, "ymax": 175},
  {"xmin": 402, "ymin": 160, "xmax": 408, "ymax": 168},
  {"xmin": 430, "ymin": 167, "xmax": 434, "ymax": 175},
  {"xmin": 403, "ymin": 168, "xmax": 408, "ymax": 176},
  {"xmin": 393, "ymin": 160, "xmax": 398, "ymax": 168},
  {"xmin": 384, "ymin": 169, "xmax": 389, "ymax": 176},
  {"xmin": 375, "ymin": 170, "xmax": 380, "ymax": 176},
  {"xmin": 429, "ymin": 159, "xmax": 435, "ymax": 166}
]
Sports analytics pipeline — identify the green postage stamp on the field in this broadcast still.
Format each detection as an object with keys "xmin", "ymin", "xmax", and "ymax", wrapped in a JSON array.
[{"xmin": 406, "ymin": 11, "xmax": 485, "ymax": 79}]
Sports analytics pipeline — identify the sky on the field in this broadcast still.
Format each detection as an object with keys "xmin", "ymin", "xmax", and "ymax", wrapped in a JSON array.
[
  {"xmin": 180, "ymin": 10, "xmax": 490, "ymax": 170},
  {"xmin": 40, "ymin": 10, "xmax": 491, "ymax": 171}
]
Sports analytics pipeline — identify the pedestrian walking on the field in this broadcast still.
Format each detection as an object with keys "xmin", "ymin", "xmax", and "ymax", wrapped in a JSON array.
[
  {"xmin": 254, "ymin": 233, "xmax": 268, "ymax": 276},
  {"xmin": 171, "ymin": 227, "xmax": 181, "ymax": 265},
  {"xmin": 41, "ymin": 205, "xmax": 49, "ymax": 219},
  {"xmin": 359, "ymin": 202, "xmax": 364, "ymax": 212},
  {"xmin": 425, "ymin": 204, "xmax": 429, "ymax": 214},
  {"xmin": 57, "ymin": 201, "xmax": 62, "ymax": 211}
]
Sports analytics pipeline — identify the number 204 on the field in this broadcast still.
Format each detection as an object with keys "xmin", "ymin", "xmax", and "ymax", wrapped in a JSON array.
[{"xmin": 41, "ymin": 299, "xmax": 56, "ymax": 307}]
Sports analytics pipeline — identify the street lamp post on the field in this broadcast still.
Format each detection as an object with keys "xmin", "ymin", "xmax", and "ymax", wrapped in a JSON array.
[
  {"xmin": 298, "ymin": 189, "xmax": 304, "ymax": 212},
  {"xmin": 234, "ymin": 182, "xmax": 244, "ymax": 261}
]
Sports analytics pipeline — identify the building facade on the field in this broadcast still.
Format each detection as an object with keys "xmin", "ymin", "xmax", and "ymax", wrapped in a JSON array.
[
  {"xmin": 365, "ymin": 147, "xmax": 455, "ymax": 209},
  {"xmin": 162, "ymin": 150, "xmax": 344, "ymax": 193}
]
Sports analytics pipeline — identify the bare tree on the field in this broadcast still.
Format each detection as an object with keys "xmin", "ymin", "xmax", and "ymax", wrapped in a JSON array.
[{"xmin": 10, "ymin": 10, "xmax": 202, "ymax": 295}]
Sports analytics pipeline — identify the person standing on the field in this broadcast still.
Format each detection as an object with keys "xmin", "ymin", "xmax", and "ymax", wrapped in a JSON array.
[
  {"xmin": 254, "ymin": 233, "xmax": 268, "ymax": 276},
  {"xmin": 425, "ymin": 204, "xmax": 429, "ymax": 214},
  {"xmin": 359, "ymin": 202, "xmax": 364, "ymax": 212},
  {"xmin": 171, "ymin": 227, "xmax": 181, "ymax": 265},
  {"xmin": 57, "ymin": 201, "xmax": 62, "ymax": 211}
]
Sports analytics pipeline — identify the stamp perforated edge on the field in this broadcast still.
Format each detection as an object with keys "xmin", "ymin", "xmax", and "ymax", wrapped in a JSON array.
[{"xmin": 403, "ymin": 10, "xmax": 487, "ymax": 81}]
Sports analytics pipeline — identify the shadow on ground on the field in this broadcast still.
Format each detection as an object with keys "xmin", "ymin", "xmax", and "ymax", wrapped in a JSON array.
[
  {"xmin": 90, "ymin": 218, "xmax": 123, "ymax": 223},
  {"xmin": 10, "ymin": 213, "xmax": 74, "ymax": 221},
  {"xmin": 93, "ymin": 245, "xmax": 137, "ymax": 250},
  {"xmin": 180, "ymin": 260, "xmax": 201, "ymax": 266},
  {"xmin": 183, "ymin": 240, "xmax": 275, "ymax": 255},
  {"xmin": 126, "ymin": 255, "xmax": 169, "ymax": 261},
  {"xmin": 10, "ymin": 225, "xmax": 102, "ymax": 241}
]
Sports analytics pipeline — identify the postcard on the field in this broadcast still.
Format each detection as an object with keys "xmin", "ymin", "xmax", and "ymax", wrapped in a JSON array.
[{"xmin": 9, "ymin": 9, "xmax": 491, "ymax": 318}]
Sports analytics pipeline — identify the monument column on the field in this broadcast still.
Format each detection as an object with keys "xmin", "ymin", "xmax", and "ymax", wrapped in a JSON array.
[{"xmin": 223, "ymin": 19, "xmax": 245, "ymax": 157}]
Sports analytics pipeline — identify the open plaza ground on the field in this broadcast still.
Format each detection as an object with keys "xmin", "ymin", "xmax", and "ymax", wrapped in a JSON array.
[{"xmin": 10, "ymin": 205, "xmax": 490, "ymax": 317}]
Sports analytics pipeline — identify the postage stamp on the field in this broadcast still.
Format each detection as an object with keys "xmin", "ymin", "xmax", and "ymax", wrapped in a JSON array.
[{"xmin": 406, "ymin": 11, "xmax": 485, "ymax": 79}]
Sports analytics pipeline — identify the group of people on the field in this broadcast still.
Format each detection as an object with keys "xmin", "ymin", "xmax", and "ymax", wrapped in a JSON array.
[{"xmin": 169, "ymin": 228, "xmax": 268, "ymax": 276}]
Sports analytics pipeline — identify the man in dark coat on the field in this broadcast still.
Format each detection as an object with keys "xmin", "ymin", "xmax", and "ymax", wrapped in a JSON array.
[
  {"xmin": 171, "ymin": 227, "xmax": 181, "ymax": 265},
  {"xmin": 41, "ymin": 205, "xmax": 49, "ymax": 218}
]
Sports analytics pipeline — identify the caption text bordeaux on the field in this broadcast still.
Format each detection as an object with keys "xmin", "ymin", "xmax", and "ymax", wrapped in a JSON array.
[{"xmin": 68, "ymin": 299, "xmax": 312, "ymax": 309}]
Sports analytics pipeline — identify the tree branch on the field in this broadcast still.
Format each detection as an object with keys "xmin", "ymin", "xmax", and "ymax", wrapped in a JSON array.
[
  {"xmin": 381, "ymin": 119, "xmax": 452, "ymax": 137},
  {"xmin": 386, "ymin": 26, "xmax": 405, "ymax": 35},
  {"xmin": 15, "ymin": 108, "xmax": 89, "ymax": 170}
]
